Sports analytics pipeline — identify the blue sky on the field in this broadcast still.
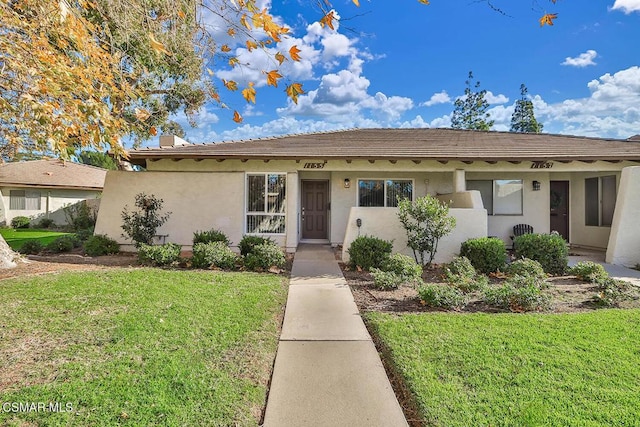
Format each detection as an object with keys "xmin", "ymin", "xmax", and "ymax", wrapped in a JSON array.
[{"xmin": 170, "ymin": 0, "xmax": 640, "ymax": 145}]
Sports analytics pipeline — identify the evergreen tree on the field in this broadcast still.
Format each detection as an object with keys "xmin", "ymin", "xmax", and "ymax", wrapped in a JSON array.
[
  {"xmin": 451, "ymin": 71, "xmax": 494, "ymax": 131},
  {"xmin": 510, "ymin": 84, "xmax": 544, "ymax": 133},
  {"xmin": 78, "ymin": 151, "xmax": 118, "ymax": 170}
]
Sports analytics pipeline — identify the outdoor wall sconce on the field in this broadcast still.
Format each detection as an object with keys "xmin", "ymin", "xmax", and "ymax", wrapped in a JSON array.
[
  {"xmin": 532, "ymin": 180, "xmax": 541, "ymax": 191},
  {"xmin": 356, "ymin": 218, "xmax": 362, "ymax": 228},
  {"xmin": 344, "ymin": 178, "xmax": 351, "ymax": 188}
]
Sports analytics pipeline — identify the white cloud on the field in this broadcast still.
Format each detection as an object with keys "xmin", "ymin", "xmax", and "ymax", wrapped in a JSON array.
[
  {"xmin": 485, "ymin": 91, "xmax": 509, "ymax": 105},
  {"xmin": 421, "ymin": 91, "xmax": 451, "ymax": 107},
  {"xmin": 562, "ymin": 50, "xmax": 598, "ymax": 67},
  {"xmin": 611, "ymin": 0, "xmax": 640, "ymax": 13}
]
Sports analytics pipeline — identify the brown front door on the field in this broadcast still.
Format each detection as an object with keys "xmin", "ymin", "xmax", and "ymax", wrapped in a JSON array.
[
  {"xmin": 550, "ymin": 181, "xmax": 569, "ymax": 241},
  {"xmin": 302, "ymin": 180, "xmax": 329, "ymax": 239}
]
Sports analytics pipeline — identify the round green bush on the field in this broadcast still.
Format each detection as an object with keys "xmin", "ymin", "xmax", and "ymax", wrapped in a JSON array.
[
  {"xmin": 46, "ymin": 235, "xmax": 78, "ymax": 253},
  {"xmin": 382, "ymin": 253, "xmax": 422, "ymax": 282},
  {"xmin": 483, "ymin": 283, "xmax": 550, "ymax": 312},
  {"xmin": 506, "ymin": 258, "xmax": 546, "ymax": 281},
  {"xmin": 11, "ymin": 216, "xmax": 30, "ymax": 229},
  {"xmin": 138, "ymin": 243, "xmax": 181, "ymax": 266},
  {"xmin": 445, "ymin": 256, "xmax": 476, "ymax": 280},
  {"xmin": 193, "ymin": 229, "xmax": 231, "ymax": 246},
  {"xmin": 347, "ymin": 235, "xmax": 393, "ymax": 271},
  {"xmin": 36, "ymin": 218, "xmax": 55, "ymax": 229},
  {"xmin": 83, "ymin": 234, "xmax": 120, "ymax": 257},
  {"xmin": 418, "ymin": 284, "xmax": 467, "ymax": 309},
  {"xmin": 514, "ymin": 233, "xmax": 568, "ymax": 275},
  {"xmin": 460, "ymin": 237, "xmax": 507, "ymax": 274},
  {"xmin": 244, "ymin": 242, "xmax": 286, "ymax": 271},
  {"xmin": 239, "ymin": 235, "xmax": 274, "ymax": 257},
  {"xmin": 569, "ymin": 261, "xmax": 609, "ymax": 284},
  {"xmin": 191, "ymin": 242, "xmax": 238, "ymax": 270},
  {"xmin": 18, "ymin": 240, "xmax": 44, "ymax": 255},
  {"xmin": 370, "ymin": 268, "xmax": 404, "ymax": 290}
]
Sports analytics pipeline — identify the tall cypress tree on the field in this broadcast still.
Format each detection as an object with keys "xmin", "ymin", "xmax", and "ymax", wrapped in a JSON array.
[
  {"xmin": 510, "ymin": 84, "xmax": 544, "ymax": 133},
  {"xmin": 451, "ymin": 71, "xmax": 494, "ymax": 131}
]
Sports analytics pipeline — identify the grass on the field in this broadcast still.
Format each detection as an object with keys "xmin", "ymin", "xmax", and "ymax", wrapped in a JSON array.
[
  {"xmin": 0, "ymin": 228, "xmax": 71, "ymax": 250},
  {"xmin": 366, "ymin": 310, "xmax": 640, "ymax": 426},
  {"xmin": 0, "ymin": 269, "xmax": 287, "ymax": 426}
]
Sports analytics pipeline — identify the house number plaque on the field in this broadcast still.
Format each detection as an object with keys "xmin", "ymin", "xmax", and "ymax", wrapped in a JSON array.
[
  {"xmin": 530, "ymin": 161, "xmax": 554, "ymax": 169},
  {"xmin": 303, "ymin": 162, "xmax": 326, "ymax": 169}
]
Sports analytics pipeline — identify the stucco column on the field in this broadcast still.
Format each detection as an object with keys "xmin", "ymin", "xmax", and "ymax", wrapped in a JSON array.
[
  {"xmin": 606, "ymin": 166, "xmax": 640, "ymax": 266},
  {"xmin": 285, "ymin": 171, "xmax": 299, "ymax": 252},
  {"xmin": 453, "ymin": 169, "xmax": 466, "ymax": 193}
]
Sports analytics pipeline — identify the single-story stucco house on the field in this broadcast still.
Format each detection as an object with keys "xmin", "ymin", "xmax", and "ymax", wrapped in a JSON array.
[
  {"xmin": 0, "ymin": 159, "xmax": 106, "ymax": 226},
  {"xmin": 94, "ymin": 129, "xmax": 640, "ymax": 267}
]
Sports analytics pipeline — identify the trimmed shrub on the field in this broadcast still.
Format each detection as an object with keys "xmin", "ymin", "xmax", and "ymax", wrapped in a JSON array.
[
  {"xmin": 11, "ymin": 216, "xmax": 30, "ymax": 229},
  {"xmin": 46, "ymin": 235, "xmax": 78, "ymax": 253},
  {"xmin": 483, "ymin": 283, "xmax": 551, "ymax": 312},
  {"xmin": 444, "ymin": 256, "xmax": 488, "ymax": 293},
  {"xmin": 570, "ymin": 261, "xmax": 609, "ymax": 284},
  {"xmin": 418, "ymin": 284, "xmax": 467, "ymax": 310},
  {"xmin": 36, "ymin": 218, "xmax": 55, "ymax": 229},
  {"xmin": 74, "ymin": 228, "xmax": 94, "ymax": 242},
  {"xmin": 347, "ymin": 235, "xmax": 393, "ymax": 271},
  {"xmin": 191, "ymin": 242, "xmax": 238, "ymax": 270},
  {"xmin": 193, "ymin": 229, "xmax": 231, "ymax": 246},
  {"xmin": 121, "ymin": 193, "xmax": 171, "ymax": 247},
  {"xmin": 506, "ymin": 258, "xmax": 547, "ymax": 281},
  {"xmin": 507, "ymin": 274, "xmax": 549, "ymax": 290},
  {"xmin": 18, "ymin": 240, "xmax": 44, "ymax": 255},
  {"xmin": 383, "ymin": 253, "xmax": 423, "ymax": 282},
  {"xmin": 370, "ymin": 269, "xmax": 404, "ymax": 291},
  {"xmin": 138, "ymin": 243, "xmax": 181, "ymax": 266},
  {"xmin": 83, "ymin": 234, "xmax": 120, "ymax": 257},
  {"xmin": 244, "ymin": 242, "xmax": 286, "ymax": 271},
  {"xmin": 593, "ymin": 278, "xmax": 631, "ymax": 307},
  {"xmin": 239, "ymin": 235, "xmax": 274, "ymax": 257},
  {"xmin": 460, "ymin": 237, "xmax": 507, "ymax": 274},
  {"xmin": 514, "ymin": 233, "xmax": 568, "ymax": 275}
]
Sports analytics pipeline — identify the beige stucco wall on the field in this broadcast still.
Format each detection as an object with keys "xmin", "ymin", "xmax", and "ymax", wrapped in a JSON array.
[
  {"xmin": 606, "ymin": 167, "xmax": 640, "ymax": 266},
  {"xmin": 95, "ymin": 170, "xmax": 248, "ymax": 251},
  {"xmin": 341, "ymin": 207, "xmax": 488, "ymax": 264},
  {"xmin": 0, "ymin": 187, "xmax": 101, "ymax": 226}
]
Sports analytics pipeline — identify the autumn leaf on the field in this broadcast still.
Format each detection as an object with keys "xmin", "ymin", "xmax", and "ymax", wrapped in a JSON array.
[
  {"xmin": 149, "ymin": 126, "xmax": 158, "ymax": 136},
  {"xmin": 223, "ymin": 79, "xmax": 238, "ymax": 91},
  {"xmin": 229, "ymin": 57, "xmax": 240, "ymax": 67},
  {"xmin": 240, "ymin": 14, "xmax": 251, "ymax": 30},
  {"xmin": 177, "ymin": 10, "xmax": 186, "ymax": 19},
  {"xmin": 285, "ymin": 82, "xmax": 304, "ymax": 104},
  {"xmin": 417, "ymin": 0, "xmax": 429, "ymax": 4},
  {"xmin": 233, "ymin": 110, "xmax": 243, "ymax": 123},
  {"xmin": 206, "ymin": 68, "xmax": 214, "ymax": 76},
  {"xmin": 134, "ymin": 107, "xmax": 151, "ymax": 121},
  {"xmin": 275, "ymin": 52, "xmax": 287, "ymax": 65},
  {"xmin": 149, "ymin": 34, "xmax": 171, "ymax": 56},
  {"xmin": 227, "ymin": 28, "xmax": 236, "ymax": 37},
  {"xmin": 289, "ymin": 45, "xmax": 302, "ymax": 62},
  {"xmin": 320, "ymin": 11, "xmax": 336, "ymax": 30},
  {"xmin": 264, "ymin": 70, "xmax": 283, "ymax": 87},
  {"xmin": 242, "ymin": 82, "xmax": 256, "ymax": 103},
  {"xmin": 352, "ymin": 0, "xmax": 359, "ymax": 6},
  {"xmin": 246, "ymin": 40, "xmax": 258, "ymax": 51},
  {"xmin": 539, "ymin": 13, "xmax": 558, "ymax": 26},
  {"xmin": 221, "ymin": 44, "xmax": 231, "ymax": 52}
]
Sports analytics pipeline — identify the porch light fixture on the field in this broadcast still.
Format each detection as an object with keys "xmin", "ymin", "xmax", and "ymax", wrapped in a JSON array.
[
  {"xmin": 344, "ymin": 178, "xmax": 351, "ymax": 188},
  {"xmin": 532, "ymin": 180, "xmax": 541, "ymax": 191}
]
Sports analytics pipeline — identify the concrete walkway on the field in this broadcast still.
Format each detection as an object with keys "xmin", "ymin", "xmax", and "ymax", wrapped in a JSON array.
[{"xmin": 263, "ymin": 245, "xmax": 408, "ymax": 426}]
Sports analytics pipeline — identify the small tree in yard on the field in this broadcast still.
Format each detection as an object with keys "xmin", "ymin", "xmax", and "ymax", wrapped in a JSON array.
[
  {"xmin": 121, "ymin": 193, "xmax": 171, "ymax": 247},
  {"xmin": 397, "ymin": 195, "xmax": 456, "ymax": 267}
]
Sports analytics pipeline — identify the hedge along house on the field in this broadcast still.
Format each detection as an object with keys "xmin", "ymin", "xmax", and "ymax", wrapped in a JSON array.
[
  {"xmin": 94, "ymin": 129, "xmax": 640, "ymax": 266},
  {"xmin": 0, "ymin": 159, "xmax": 106, "ymax": 226}
]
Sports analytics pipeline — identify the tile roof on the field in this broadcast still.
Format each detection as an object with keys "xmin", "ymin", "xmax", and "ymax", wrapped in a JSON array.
[
  {"xmin": 128, "ymin": 128, "xmax": 640, "ymax": 165},
  {"xmin": 0, "ymin": 159, "xmax": 107, "ymax": 190}
]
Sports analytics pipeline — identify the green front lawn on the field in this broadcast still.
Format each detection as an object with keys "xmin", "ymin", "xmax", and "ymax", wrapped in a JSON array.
[
  {"xmin": 0, "ymin": 228, "xmax": 70, "ymax": 250},
  {"xmin": 0, "ymin": 269, "xmax": 287, "ymax": 426},
  {"xmin": 366, "ymin": 310, "xmax": 640, "ymax": 426}
]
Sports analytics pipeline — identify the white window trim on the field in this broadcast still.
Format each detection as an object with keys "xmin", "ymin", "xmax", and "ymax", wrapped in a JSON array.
[
  {"xmin": 244, "ymin": 172, "xmax": 287, "ymax": 235},
  {"xmin": 356, "ymin": 178, "xmax": 415, "ymax": 208},
  {"xmin": 467, "ymin": 179, "xmax": 524, "ymax": 216}
]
